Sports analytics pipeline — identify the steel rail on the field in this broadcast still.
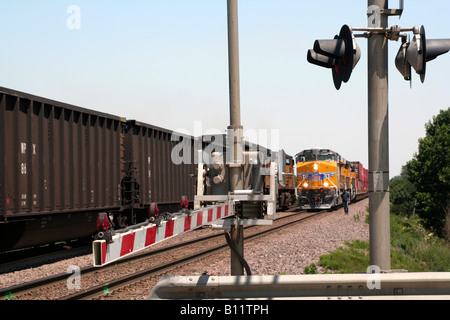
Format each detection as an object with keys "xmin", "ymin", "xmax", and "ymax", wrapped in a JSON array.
[{"xmin": 1, "ymin": 230, "xmax": 225, "ymax": 299}]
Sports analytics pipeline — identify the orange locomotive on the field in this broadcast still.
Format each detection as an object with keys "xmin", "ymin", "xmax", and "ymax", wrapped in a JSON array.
[{"xmin": 295, "ymin": 148, "xmax": 368, "ymax": 210}]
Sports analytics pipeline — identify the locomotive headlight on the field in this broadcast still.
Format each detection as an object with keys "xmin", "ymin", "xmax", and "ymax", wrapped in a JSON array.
[
  {"xmin": 324, "ymin": 181, "xmax": 329, "ymax": 187},
  {"xmin": 303, "ymin": 182, "xmax": 309, "ymax": 188},
  {"xmin": 313, "ymin": 163, "xmax": 318, "ymax": 171}
]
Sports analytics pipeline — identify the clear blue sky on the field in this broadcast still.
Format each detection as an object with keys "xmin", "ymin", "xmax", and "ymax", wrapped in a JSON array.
[{"xmin": 1, "ymin": 1, "xmax": 449, "ymax": 177}]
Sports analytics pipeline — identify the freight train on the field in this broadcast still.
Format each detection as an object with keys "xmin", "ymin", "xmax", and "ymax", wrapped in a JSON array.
[
  {"xmin": 0, "ymin": 87, "xmax": 294, "ymax": 252},
  {"xmin": 0, "ymin": 87, "xmax": 197, "ymax": 251},
  {"xmin": 295, "ymin": 148, "xmax": 368, "ymax": 210},
  {"xmin": 0, "ymin": 88, "xmax": 365, "ymax": 252}
]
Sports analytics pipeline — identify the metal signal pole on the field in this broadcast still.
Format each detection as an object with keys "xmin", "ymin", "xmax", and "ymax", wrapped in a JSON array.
[
  {"xmin": 227, "ymin": 0, "xmax": 245, "ymax": 275},
  {"xmin": 367, "ymin": 0, "xmax": 391, "ymax": 270}
]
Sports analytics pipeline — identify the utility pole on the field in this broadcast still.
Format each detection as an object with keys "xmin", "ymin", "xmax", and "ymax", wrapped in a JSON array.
[
  {"xmin": 227, "ymin": 0, "xmax": 245, "ymax": 276},
  {"xmin": 367, "ymin": 0, "xmax": 391, "ymax": 271}
]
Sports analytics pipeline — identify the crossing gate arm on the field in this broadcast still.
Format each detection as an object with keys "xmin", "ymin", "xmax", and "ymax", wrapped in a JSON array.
[{"xmin": 93, "ymin": 202, "xmax": 235, "ymax": 267}]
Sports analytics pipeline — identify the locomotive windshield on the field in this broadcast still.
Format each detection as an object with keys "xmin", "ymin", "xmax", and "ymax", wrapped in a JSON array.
[
  {"xmin": 317, "ymin": 153, "xmax": 336, "ymax": 161},
  {"xmin": 296, "ymin": 150, "xmax": 315, "ymax": 162},
  {"xmin": 296, "ymin": 149, "xmax": 337, "ymax": 162},
  {"xmin": 297, "ymin": 154, "xmax": 315, "ymax": 162}
]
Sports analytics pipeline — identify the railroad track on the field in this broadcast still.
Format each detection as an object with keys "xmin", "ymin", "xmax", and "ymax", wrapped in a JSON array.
[
  {"xmin": 0, "ymin": 243, "xmax": 92, "ymax": 274},
  {"xmin": 0, "ymin": 208, "xmax": 330, "ymax": 300}
]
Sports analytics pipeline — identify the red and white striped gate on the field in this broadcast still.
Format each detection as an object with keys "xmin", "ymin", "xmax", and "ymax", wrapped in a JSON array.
[{"xmin": 93, "ymin": 202, "xmax": 234, "ymax": 267}]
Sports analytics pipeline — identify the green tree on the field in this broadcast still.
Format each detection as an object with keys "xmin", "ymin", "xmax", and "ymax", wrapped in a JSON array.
[
  {"xmin": 390, "ymin": 166, "xmax": 416, "ymax": 217},
  {"xmin": 405, "ymin": 108, "xmax": 450, "ymax": 238}
]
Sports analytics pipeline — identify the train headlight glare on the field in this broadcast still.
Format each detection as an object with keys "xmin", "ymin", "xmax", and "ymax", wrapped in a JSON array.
[
  {"xmin": 313, "ymin": 163, "xmax": 318, "ymax": 171},
  {"xmin": 303, "ymin": 182, "xmax": 309, "ymax": 188},
  {"xmin": 324, "ymin": 182, "xmax": 329, "ymax": 187}
]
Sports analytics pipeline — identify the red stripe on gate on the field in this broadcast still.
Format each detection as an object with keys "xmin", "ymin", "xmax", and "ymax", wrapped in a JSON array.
[
  {"xmin": 145, "ymin": 225, "xmax": 157, "ymax": 246},
  {"xmin": 184, "ymin": 215, "xmax": 192, "ymax": 232},
  {"xmin": 217, "ymin": 206, "xmax": 222, "ymax": 219},
  {"xmin": 225, "ymin": 205, "xmax": 229, "ymax": 216},
  {"xmin": 102, "ymin": 241, "xmax": 107, "ymax": 265},
  {"xmin": 197, "ymin": 211, "xmax": 203, "ymax": 227},
  {"xmin": 165, "ymin": 220, "xmax": 175, "ymax": 238},
  {"xmin": 207, "ymin": 209, "xmax": 213, "ymax": 222},
  {"xmin": 120, "ymin": 233, "xmax": 136, "ymax": 256}
]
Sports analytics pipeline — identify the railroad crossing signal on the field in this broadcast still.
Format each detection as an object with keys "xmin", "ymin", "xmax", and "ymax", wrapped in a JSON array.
[
  {"xmin": 307, "ymin": 24, "xmax": 361, "ymax": 90},
  {"xmin": 395, "ymin": 25, "xmax": 450, "ymax": 83},
  {"xmin": 309, "ymin": 24, "xmax": 450, "ymax": 88},
  {"xmin": 306, "ymin": 1, "xmax": 450, "ymax": 271}
]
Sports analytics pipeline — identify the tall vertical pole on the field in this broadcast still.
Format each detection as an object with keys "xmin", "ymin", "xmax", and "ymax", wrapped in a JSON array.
[
  {"xmin": 227, "ymin": 0, "xmax": 244, "ymax": 275},
  {"xmin": 227, "ymin": 0, "xmax": 241, "ymax": 132},
  {"xmin": 367, "ymin": 0, "xmax": 391, "ymax": 271}
]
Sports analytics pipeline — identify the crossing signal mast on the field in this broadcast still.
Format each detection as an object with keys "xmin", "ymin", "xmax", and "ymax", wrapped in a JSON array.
[
  {"xmin": 307, "ymin": 24, "xmax": 361, "ymax": 90},
  {"xmin": 395, "ymin": 25, "xmax": 450, "ymax": 83},
  {"xmin": 308, "ymin": 6, "xmax": 450, "ymax": 90},
  {"xmin": 307, "ymin": 0, "xmax": 450, "ymax": 271}
]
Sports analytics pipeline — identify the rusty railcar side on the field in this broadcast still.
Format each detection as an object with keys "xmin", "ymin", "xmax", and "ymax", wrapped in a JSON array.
[{"xmin": 0, "ymin": 87, "xmax": 123, "ymax": 250}]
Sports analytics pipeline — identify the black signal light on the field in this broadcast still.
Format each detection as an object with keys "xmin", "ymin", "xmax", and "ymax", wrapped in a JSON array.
[{"xmin": 307, "ymin": 25, "xmax": 361, "ymax": 90}]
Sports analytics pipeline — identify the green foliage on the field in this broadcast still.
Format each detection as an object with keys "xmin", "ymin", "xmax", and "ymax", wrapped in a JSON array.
[
  {"xmin": 319, "ymin": 240, "xmax": 370, "ymax": 273},
  {"xmin": 389, "ymin": 170, "xmax": 416, "ymax": 216},
  {"xmin": 316, "ymin": 215, "xmax": 450, "ymax": 273},
  {"xmin": 392, "ymin": 108, "xmax": 450, "ymax": 237},
  {"xmin": 303, "ymin": 263, "xmax": 318, "ymax": 274},
  {"xmin": 390, "ymin": 214, "xmax": 450, "ymax": 272}
]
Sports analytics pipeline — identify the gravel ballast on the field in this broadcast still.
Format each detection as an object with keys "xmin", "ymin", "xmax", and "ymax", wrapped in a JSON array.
[{"xmin": 175, "ymin": 198, "xmax": 369, "ymax": 277}]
